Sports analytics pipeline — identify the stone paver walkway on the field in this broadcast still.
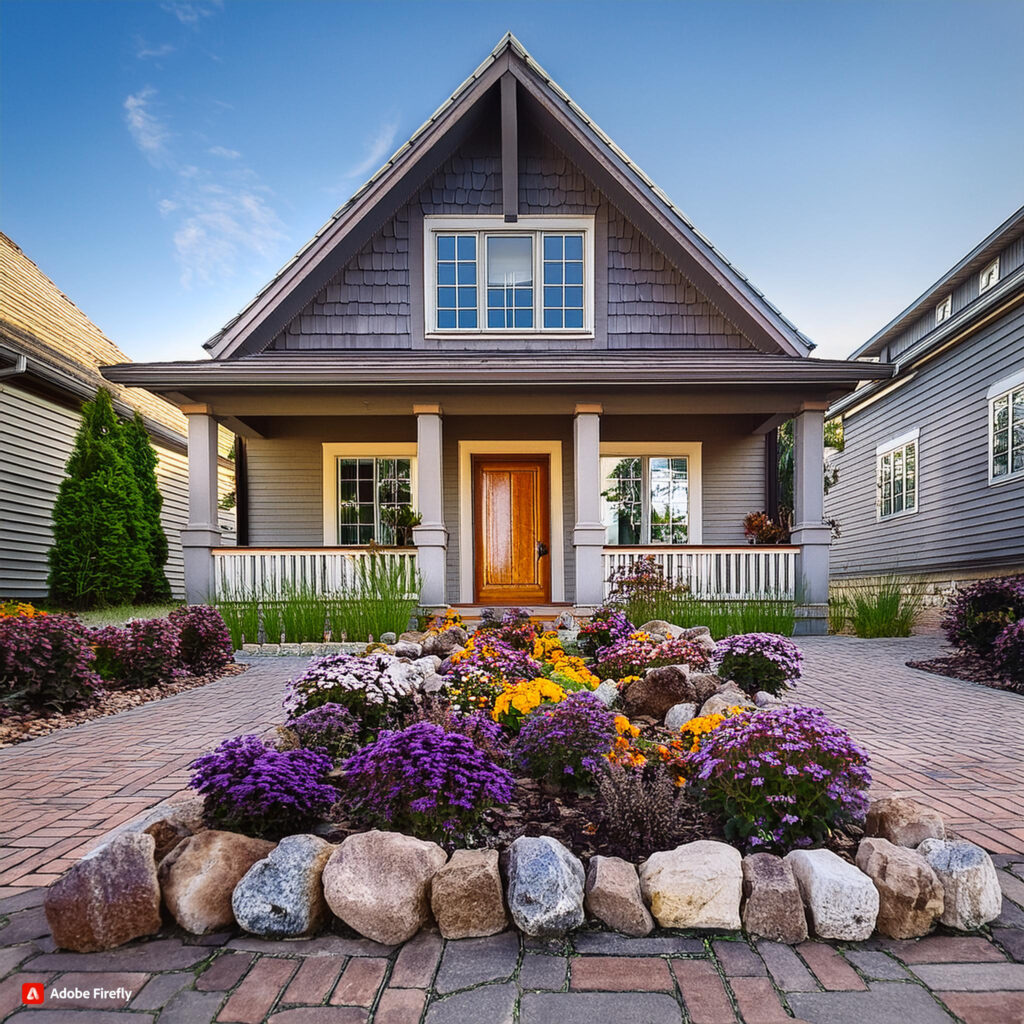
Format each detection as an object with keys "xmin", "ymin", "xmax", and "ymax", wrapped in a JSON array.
[
  {"xmin": 797, "ymin": 636, "xmax": 1024, "ymax": 855},
  {"xmin": 3, "ymin": 639, "xmax": 1024, "ymax": 1021}
]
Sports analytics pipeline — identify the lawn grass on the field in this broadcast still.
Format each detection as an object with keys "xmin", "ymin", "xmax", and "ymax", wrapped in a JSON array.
[{"xmin": 35, "ymin": 601, "xmax": 182, "ymax": 627}]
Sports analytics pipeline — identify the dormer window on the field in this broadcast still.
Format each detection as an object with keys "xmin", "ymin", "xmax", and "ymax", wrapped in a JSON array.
[
  {"xmin": 980, "ymin": 258, "xmax": 1000, "ymax": 294},
  {"xmin": 425, "ymin": 216, "xmax": 593, "ymax": 335},
  {"xmin": 935, "ymin": 295, "xmax": 952, "ymax": 325}
]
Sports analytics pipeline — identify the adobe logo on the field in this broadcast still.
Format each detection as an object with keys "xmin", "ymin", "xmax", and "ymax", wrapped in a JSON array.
[{"xmin": 22, "ymin": 982, "xmax": 45, "ymax": 1005}]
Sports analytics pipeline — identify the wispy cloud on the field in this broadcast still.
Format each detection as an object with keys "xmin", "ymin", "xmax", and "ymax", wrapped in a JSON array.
[
  {"xmin": 123, "ymin": 87, "xmax": 285, "ymax": 286},
  {"xmin": 161, "ymin": 0, "xmax": 222, "ymax": 26},
  {"xmin": 135, "ymin": 39, "xmax": 175, "ymax": 60},
  {"xmin": 344, "ymin": 120, "xmax": 399, "ymax": 181},
  {"xmin": 123, "ymin": 88, "xmax": 170, "ymax": 165}
]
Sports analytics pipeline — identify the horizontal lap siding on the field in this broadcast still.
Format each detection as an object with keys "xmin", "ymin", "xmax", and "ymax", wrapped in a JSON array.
[
  {"xmin": 245, "ymin": 439, "xmax": 323, "ymax": 545},
  {"xmin": 828, "ymin": 301, "xmax": 1024, "ymax": 577},
  {"xmin": 702, "ymin": 434, "xmax": 766, "ymax": 543}
]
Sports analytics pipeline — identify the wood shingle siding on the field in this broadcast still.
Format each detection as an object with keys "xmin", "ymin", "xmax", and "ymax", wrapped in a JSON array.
[
  {"xmin": 269, "ymin": 119, "xmax": 753, "ymax": 354},
  {"xmin": 828, "ymin": 301, "xmax": 1024, "ymax": 578}
]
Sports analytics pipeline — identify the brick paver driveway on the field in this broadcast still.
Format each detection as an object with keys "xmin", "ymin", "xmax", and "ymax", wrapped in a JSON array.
[{"xmin": 2, "ymin": 639, "xmax": 1024, "ymax": 1022}]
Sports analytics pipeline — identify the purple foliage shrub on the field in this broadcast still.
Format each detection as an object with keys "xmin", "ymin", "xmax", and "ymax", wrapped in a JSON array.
[
  {"xmin": 596, "ymin": 760, "xmax": 691, "ymax": 861},
  {"xmin": 943, "ymin": 575, "xmax": 1024, "ymax": 656},
  {"xmin": 714, "ymin": 632, "xmax": 803, "ymax": 697},
  {"xmin": 513, "ymin": 692, "xmax": 619, "ymax": 789},
  {"xmin": 577, "ymin": 607, "xmax": 635, "ymax": 657},
  {"xmin": 993, "ymin": 620, "xmax": 1024, "ymax": 690},
  {"xmin": 91, "ymin": 617, "xmax": 181, "ymax": 689},
  {"xmin": 0, "ymin": 613, "xmax": 101, "ymax": 713},
  {"xmin": 688, "ymin": 705, "xmax": 871, "ymax": 852},
  {"xmin": 594, "ymin": 635, "xmax": 711, "ymax": 680},
  {"xmin": 190, "ymin": 733, "xmax": 337, "ymax": 838},
  {"xmin": 286, "ymin": 702, "xmax": 362, "ymax": 761},
  {"xmin": 341, "ymin": 722, "xmax": 515, "ymax": 841},
  {"xmin": 169, "ymin": 604, "xmax": 234, "ymax": 675}
]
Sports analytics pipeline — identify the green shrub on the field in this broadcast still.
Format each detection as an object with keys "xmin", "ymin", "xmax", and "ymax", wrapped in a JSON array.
[
  {"xmin": 121, "ymin": 412, "xmax": 171, "ymax": 602},
  {"xmin": 847, "ymin": 578, "xmax": 923, "ymax": 638},
  {"xmin": 48, "ymin": 388, "xmax": 148, "ymax": 607}
]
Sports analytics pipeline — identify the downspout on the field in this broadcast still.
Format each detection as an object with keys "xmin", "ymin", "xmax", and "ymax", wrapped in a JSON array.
[{"xmin": 0, "ymin": 345, "xmax": 27, "ymax": 380}]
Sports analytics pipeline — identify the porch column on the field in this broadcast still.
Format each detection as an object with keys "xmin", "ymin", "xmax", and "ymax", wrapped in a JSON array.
[
  {"xmin": 573, "ymin": 403, "xmax": 606, "ymax": 608},
  {"xmin": 412, "ymin": 405, "xmax": 447, "ymax": 608},
  {"xmin": 791, "ymin": 403, "xmax": 830, "ymax": 635},
  {"xmin": 181, "ymin": 406, "xmax": 222, "ymax": 605}
]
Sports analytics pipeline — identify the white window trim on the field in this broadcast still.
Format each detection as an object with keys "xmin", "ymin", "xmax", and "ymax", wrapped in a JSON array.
[
  {"xmin": 935, "ymin": 295, "xmax": 952, "ymax": 325},
  {"xmin": 598, "ymin": 442, "xmax": 703, "ymax": 545},
  {"xmin": 321, "ymin": 443, "xmax": 418, "ymax": 546},
  {"xmin": 979, "ymin": 258, "xmax": 1000, "ymax": 294},
  {"xmin": 457, "ymin": 440, "xmax": 564, "ymax": 603},
  {"xmin": 988, "ymin": 371, "xmax": 1024, "ymax": 486},
  {"xmin": 875, "ymin": 429, "xmax": 919, "ymax": 521},
  {"xmin": 423, "ymin": 215, "xmax": 595, "ymax": 338}
]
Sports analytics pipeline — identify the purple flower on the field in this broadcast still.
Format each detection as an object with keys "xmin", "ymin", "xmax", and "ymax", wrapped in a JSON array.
[{"xmin": 713, "ymin": 633, "xmax": 803, "ymax": 698}]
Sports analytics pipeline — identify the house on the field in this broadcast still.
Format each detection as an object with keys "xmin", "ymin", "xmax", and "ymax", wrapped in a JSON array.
[
  {"xmin": 827, "ymin": 205, "xmax": 1024, "ymax": 600},
  {"xmin": 102, "ymin": 34, "xmax": 893, "ymax": 633},
  {"xmin": 0, "ymin": 233, "xmax": 236, "ymax": 600}
]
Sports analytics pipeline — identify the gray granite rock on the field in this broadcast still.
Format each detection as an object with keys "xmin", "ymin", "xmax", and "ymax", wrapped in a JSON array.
[
  {"xmin": 231, "ymin": 834, "xmax": 334, "ymax": 938},
  {"xmin": 786, "ymin": 848, "xmax": 878, "ymax": 941},
  {"xmin": 592, "ymin": 680, "xmax": 621, "ymax": 707},
  {"xmin": 664, "ymin": 702, "xmax": 698, "ymax": 731},
  {"xmin": 918, "ymin": 838, "xmax": 1002, "ymax": 930},
  {"xmin": 506, "ymin": 836, "xmax": 585, "ymax": 938}
]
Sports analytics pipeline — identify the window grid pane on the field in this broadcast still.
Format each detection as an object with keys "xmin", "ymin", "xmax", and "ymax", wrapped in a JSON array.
[
  {"xmin": 436, "ymin": 234, "xmax": 477, "ymax": 330},
  {"xmin": 879, "ymin": 443, "xmax": 916, "ymax": 518},
  {"xmin": 649, "ymin": 457, "xmax": 688, "ymax": 543},
  {"xmin": 339, "ymin": 457, "xmax": 413, "ymax": 544},
  {"xmin": 993, "ymin": 396, "xmax": 1010, "ymax": 477},
  {"xmin": 542, "ymin": 233, "xmax": 585, "ymax": 330},
  {"xmin": 601, "ymin": 457, "xmax": 643, "ymax": 545},
  {"xmin": 486, "ymin": 236, "xmax": 534, "ymax": 329}
]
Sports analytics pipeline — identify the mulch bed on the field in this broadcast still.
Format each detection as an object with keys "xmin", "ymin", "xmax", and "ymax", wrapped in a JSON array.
[
  {"xmin": 0, "ymin": 663, "xmax": 249, "ymax": 748},
  {"xmin": 907, "ymin": 652, "xmax": 1021, "ymax": 694}
]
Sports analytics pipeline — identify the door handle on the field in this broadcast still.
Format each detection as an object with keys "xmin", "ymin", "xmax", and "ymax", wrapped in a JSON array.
[{"xmin": 537, "ymin": 541, "xmax": 549, "ymax": 559}]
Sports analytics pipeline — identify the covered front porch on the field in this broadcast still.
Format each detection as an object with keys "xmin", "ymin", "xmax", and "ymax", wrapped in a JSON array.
[{"xmin": 157, "ymin": 375, "xmax": 835, "ymax": 632}]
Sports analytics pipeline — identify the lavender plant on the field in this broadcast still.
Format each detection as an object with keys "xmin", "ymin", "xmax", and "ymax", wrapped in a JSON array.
[
  {"xmin": 513, "ymin": 692, "xmax": 619, "ymax": 790},
  {"xmin": 596, "ymin": 760, "xmax": 691, "ymax": 861},
  {"xmin": 340, "ymin": 722, "xmax": 515, "ymax": 841},
  {"xmin": 286, "ymin": 702, "xmax": 362, "ymax": 761},
  {"xmin": 190, "ymin": 734, "xmax": 338, "ymax": 838},
  {"xmin": 714, "ymin": 632, "xmax": 803, "ymax": 697},
  {"xmin": 687, "ymin": 705, "xmax": 871, "ymax": 852},
  {"xmin": 284, "ymin": 652, "xmax": 419, "ymax": 740}
]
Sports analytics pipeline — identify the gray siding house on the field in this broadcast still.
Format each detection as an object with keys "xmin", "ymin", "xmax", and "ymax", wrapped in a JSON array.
[
  {"xmin": 103, "ymin": 35, "xmax": 892, "ymax": 632},
  {"xmin": 0, "ymin": 233, "xmax": 235, "ymax": 600},
  {"xmin": 827, "ymin": 205, "xmax": 1024, "ymax": 593}
]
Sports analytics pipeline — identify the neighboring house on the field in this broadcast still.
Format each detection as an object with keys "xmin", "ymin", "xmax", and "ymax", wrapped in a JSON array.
[
  {"xmin": 0, "ymin": 233, "xmax": 236, "ymax": 600},
  {"xmin": 102, "ymin": 35, "xmax": 892, "ymax": 632},
  {"xmin": 827, "ymin": 205, "xmax": 1024, "ymax": 598}
]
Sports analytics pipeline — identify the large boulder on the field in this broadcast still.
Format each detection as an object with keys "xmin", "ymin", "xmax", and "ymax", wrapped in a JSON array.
[
  {"xmin": 422, "ymin": 627, "xmax": 469, "ymax": 657},
  {"xmin": 392, "ymin": 641, "xmax": 423, "ymax": 659},
  {"xmin": 855, "ymin": 838, "xmax": 944, "ymax": 939},
  {"xmin": 159, "ymin": 830, "xmax": 275, "ymax": 934},
  {"xmin": 584, "ymin": 855, "xmax": 653, "ymax": 937},
  {"xmin": 664, "ymin": 702, "xmax": 698, "ymax": 731},
  {"xmin": 506, "ymin": 836, "xmax": 585, "ymax": 938},
  {"xmin": 621, "ymin": 666, "xmax": 696, "ymax": 719},
  {"xmin": 44, "ymin": 833, "xmax": 162, "ymax": 952},
  {"xmin": 741, "ymin": 853, "xmax": 808, "ymax": 944},
  {"xmin": 323, "ymin": 830, "xmax": 447, "ymax": 945},
  {"xmin": 689, "ymin": 672, "xmax": 726, "ymax": 705},
  {"xmin": 231, "ymin": 834, "xmax": 334, "ymax": 938},
  {"xmin": 430, "ymin": 848, "xmax": 509, "ymax": 939},
  {"xmin": 639, "ymin": 840, "xmax": 742, "ymax": 930},
  {"xmin": 918, "ymin": 838, "xmax": 1002, "ymax": 930},
  {"xmin": 637, "ymin": 620, "xmax": 680, "ymax": 642},
  {"xmin": 785, "ymin": 848, "xmax": 878, "ymax": 941},
  {"xmin": 865, "ymin": 797, "xmax": 945, "ymax": 848},
  {"xmin": 699, "ymin": 692, "xmax": 756, "ymax": 717}
]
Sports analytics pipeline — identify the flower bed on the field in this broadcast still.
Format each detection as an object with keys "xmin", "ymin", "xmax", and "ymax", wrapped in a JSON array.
[{"xmin": 45, "ymin": 605, "xmax": 1001, "ymax": 954}]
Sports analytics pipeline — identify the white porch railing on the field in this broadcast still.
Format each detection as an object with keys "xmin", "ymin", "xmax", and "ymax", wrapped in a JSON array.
[
  {"xmin": 212, "ymin": 547, "xmax": 419, "ymax": 599},
  {"xmin": 602, "ymin": 546, "xmax": 799, "ymax": 600}
]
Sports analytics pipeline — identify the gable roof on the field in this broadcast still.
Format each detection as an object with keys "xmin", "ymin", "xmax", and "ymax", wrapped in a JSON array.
[
  {"xmin": 205, "ymin": 33, "xmax": 814, "ymax": 361},
  {"xmin": 0, "ymin": 233, "xmax": 188, "ymax": 447},
  {"xmin": 851, "ymin": 203, "xmax": 1024, "ymax": 361}
]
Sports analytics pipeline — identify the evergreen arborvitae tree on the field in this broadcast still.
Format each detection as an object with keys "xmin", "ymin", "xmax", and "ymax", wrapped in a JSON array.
[
  {"xmin": 47, "ymin": 388, "xmax": 148, "ymax": 607},
  {"xmin": 121, "ymin": 411, "xmax": 172, "ymax": 601}
]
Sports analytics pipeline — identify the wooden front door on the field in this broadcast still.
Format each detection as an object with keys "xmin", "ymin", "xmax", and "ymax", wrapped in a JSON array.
[{"xmin": 473, "ymin": 456, "xmax": 551, "ymax": 604}]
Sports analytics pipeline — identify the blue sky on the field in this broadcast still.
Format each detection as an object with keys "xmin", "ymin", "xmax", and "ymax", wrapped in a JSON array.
[{"xmin": 3, "ymin": 0, "xmax": 1023, "ymax": 362}]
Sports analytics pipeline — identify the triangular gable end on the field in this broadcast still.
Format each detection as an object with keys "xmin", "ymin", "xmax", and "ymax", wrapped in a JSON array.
[{"xmin": 206, "ymin": 33, "xmax": 812, "ymax": 360}]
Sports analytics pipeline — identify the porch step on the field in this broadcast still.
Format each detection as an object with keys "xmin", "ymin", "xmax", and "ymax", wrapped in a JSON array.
[{"xmin": 449, "ymin": 603, "xmax": 576, "ymax": 625}]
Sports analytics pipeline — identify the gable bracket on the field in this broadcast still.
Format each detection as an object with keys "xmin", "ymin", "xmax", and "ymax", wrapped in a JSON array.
[{"xmin": 501, "ymin": 73, "xmax": 519, "ymax": 222}]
